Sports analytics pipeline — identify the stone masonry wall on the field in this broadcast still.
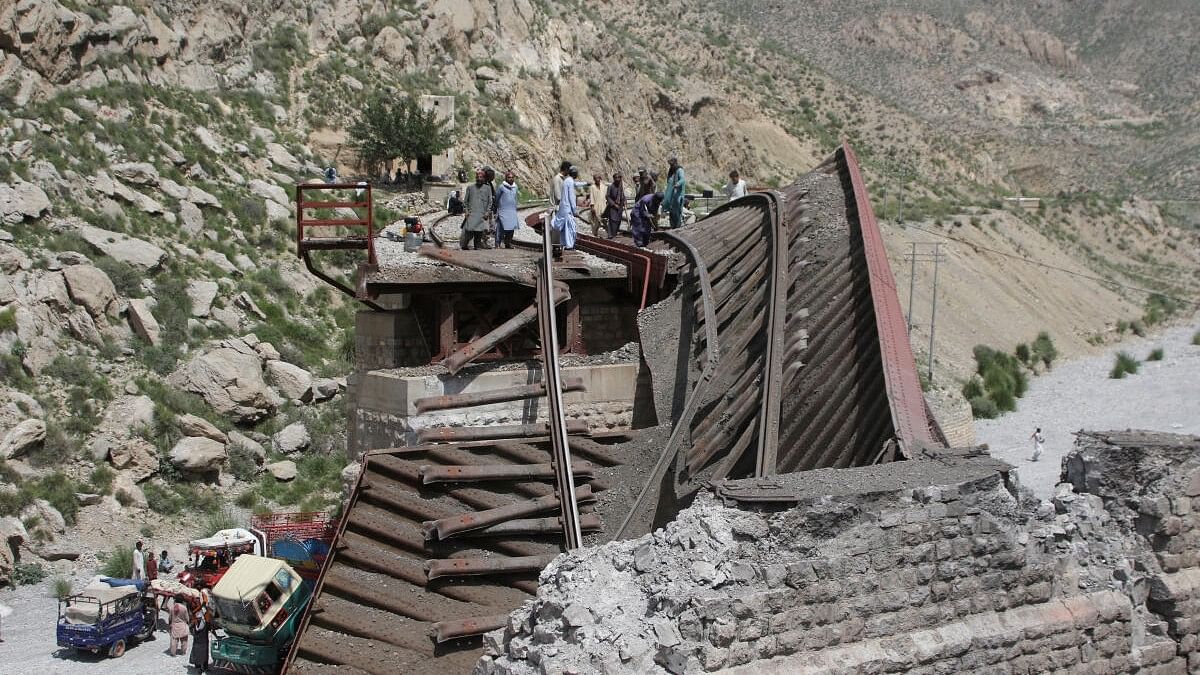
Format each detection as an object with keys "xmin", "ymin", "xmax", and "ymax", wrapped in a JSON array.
[{"xmin": 479, "ymin": 432, "xmax": 1200, "ymax": 674}]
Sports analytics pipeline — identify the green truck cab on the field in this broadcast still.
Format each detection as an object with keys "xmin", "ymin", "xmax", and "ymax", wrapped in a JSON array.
[{"xmin": 209, "ymin": 554, "xmax": 312, "ymax": 674}]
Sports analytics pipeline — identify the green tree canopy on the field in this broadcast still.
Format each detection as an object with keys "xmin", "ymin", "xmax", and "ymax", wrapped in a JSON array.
[{"xmin": 349, "ymin": 93, "xmax": 453, "ymax": 175}]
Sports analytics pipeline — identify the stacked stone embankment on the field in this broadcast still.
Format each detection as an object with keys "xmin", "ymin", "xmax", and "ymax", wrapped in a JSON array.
[{"xmin": 479, "ymin": 432, "xmax": 1200, "ymax": 674}]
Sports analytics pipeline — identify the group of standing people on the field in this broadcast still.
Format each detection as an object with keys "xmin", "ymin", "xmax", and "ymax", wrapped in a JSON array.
[
  {"xmin": 456, "ymin": 157, "xmax": 749, "ymax": 251},
  {"xmin": 460, "ymin": 167, "xmax": 522, "ymax": 250},
  {"xmin": 131, "ymin": 540, "xmax": 211, "ymax": 671}
]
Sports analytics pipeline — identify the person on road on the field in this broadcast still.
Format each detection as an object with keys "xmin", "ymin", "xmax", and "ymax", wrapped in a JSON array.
[
  {"xmin": 724, "ymin": 170, "xmax": 747, "ymax": 200},
  {"xmin": 461, "ymin": 169, "xmax": 495, "ymax": 250},
  {"xmin": 146, "ymin": 545, "xmax": 158, "ymax": 582},
  {"xmin": 552, "ymin": 166, "xmax": 580, "ymax": 250},
  {"xmin": 631, "ymin": 192, "xmax": 664, "ymax": 248},
  {"xmin": 158, "ymin": 550, "xmax": 174, "ymax": 574},
  {"xmin": 1030, "ymin": 427, "xmax": 1045, "ymax": 462},
  {"xmin": 446, "ymin": 189, "xmax": 465, "ymax": 216},
  {"xmin": 635, "ymin": 167, "xmax": 653, "ymax": 201},
  {"xmin": 131, "ymin": 540, "xmax": 145, "ymax": 581},
  {"xmin": 663, "ymin": 157, "xmax": 686, "ymax": 229},
  {"xmin": 169, "ymin": 594, "xmax": 189, "ymax": 656},
  {"xmin": 190, "ymin": 584, "xmax": 213, "ymax": 671},
  {"xmin": 495, "ymin": 171, "xmax": 520, "ymax": 249},
  {"xmin": 604, "ymin": 172, "xmax": 627, "ymax": 239}
]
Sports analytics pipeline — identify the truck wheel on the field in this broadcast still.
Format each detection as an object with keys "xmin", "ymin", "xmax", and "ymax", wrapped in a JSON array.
[{"xmin": 108, "ymin": 639, "xmax": 126, "ymax": 658}]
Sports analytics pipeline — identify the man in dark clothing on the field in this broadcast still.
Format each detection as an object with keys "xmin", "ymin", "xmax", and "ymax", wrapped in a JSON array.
[
  {"xmin": 461, "ymin": 169, "xmax": 494, "ymax": 250},
  {"xmin": 634, "ymin": 167, "xmax": 652, "ymax": 201},
  {"xmin": 604, "ymin": 173, "xmax": 627, "ymax": 238}
]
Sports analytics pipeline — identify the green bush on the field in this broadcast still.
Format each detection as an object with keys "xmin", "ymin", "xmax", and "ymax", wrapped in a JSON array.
[
  {"xmin": 89, "ymin": 465, "xmax": 115, "ymax": 495},
  {"xmin": 13, "ymin": 561, "xmax": 47, "ymax": 585},
  {"xmin": 1131, "ymin": 320, "xmax": 1147, "ymax": 337},
  {"xmin": 99, "ymin": 545, "xmax": 134, "ymax": 578},
  {"xmin": 1014, "ymin": 343, "xmax": 1031, "ymax": 365},
  {"xmin": 1193, "ymin": 330, "xmax": 1200, "ymax": 346},
  {"xmin": 235, "ymin": 490, "xmax": 259, "ymax": 509},
  {"xmin": 0, "ymin": 306, "xmax": 16, "ymax": 333},
  {"xmin": 1031, "ymin": 332, "xmax": 1057, "ymax": 368},
  {"xmin": 1142, "ymin": 294, "xmax": 1179, "ymax": 327},
  {"xmin": 94, "ymin": 257, "xmax": 145, "ymax": 299},
  {"xmin": 1110, "ymin": 352, "xmax": 1140, "ymax": 379},
  {"xmin": 52, "ymin": 576, "xmax": 73, "ymax": 599},
  {"xmin": 1147, "ymin": 348, "xmax": 1164, "ymax": 361},
  {"xmin": 968, "ymin": 396, "xmax": 999, "ymax": 419},
  {"xmin": 963, "ymin": 345, "xmax": 1028, "ymax": 418},
  {"xmin": 228, "ymin": 444, "xmax": 260, "ymax": 482}
]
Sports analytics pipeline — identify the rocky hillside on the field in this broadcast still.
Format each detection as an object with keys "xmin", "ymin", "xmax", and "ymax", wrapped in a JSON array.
[
  {"xmin": 0, "ymin": 0, "xmax": 1197, "ymax": 586},
  {"xmin": 712, "ymin": 0, "xmax": 1200, "ymax": 204}
]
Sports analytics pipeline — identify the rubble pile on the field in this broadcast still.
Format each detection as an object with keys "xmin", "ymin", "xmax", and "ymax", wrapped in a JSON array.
[{"xmin": 480, "ymin": 431, "xmax": 1200, "ymax": 674}]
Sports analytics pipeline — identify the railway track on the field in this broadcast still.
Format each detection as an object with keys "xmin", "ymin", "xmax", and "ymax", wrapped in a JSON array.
[{"xmin": 287, "ymin": 143, "xmax": 943, "ymax": 673}]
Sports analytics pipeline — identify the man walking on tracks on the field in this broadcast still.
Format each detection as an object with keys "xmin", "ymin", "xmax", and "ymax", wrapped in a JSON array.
[
  {"xmin": 604, "ymin": 172, "xmax": 627, "ymax": 239},
  {"xmin": 584, "ymin": 173, "xmax": 607, "ymax": 237},
  {"xmin": 495, "ymin": 171, "xmax": 521, "ymax": 249},
  {"xmin": 461, "ymin": 169, "xmax": 495, "ymax": 250},
  {"xmin": 552, "ymin": 166, "xmax": 580, "ymax": 250},
  {"xmin": 664, "ymin": 157, "xmax": 687, "ymax": 229}
]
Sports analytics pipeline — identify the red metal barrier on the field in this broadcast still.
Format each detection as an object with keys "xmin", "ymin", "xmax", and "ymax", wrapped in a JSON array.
[
  {"xmin": 296, "ymin": 183, "xmax": 375, "ymax": 265},
  {"xmin": 840, "ymin": 142, "xmax": 935, "ymax": 452}
]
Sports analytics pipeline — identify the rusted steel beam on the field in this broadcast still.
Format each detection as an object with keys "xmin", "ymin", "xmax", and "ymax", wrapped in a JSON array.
[
  {"xmin": 419, "ymin": 245, "xmax": 537, "ymax": 286},
  {"xmin": 839, "ymin": 141, "xmax": 935, "ymax": 452},
  {"xmin": 417, "ymin": 461, "xmax": 595, "ymax": 484},
  {"xmin": 416, "ymin": 419, "xmax": 589, "ymax": 444},
  {"xmin": 420, "ymin": 483, "xmax": 595, "ymax": 542},
  {"xmin": 755, "ymin": 191, "xmax": 788, "ymax": 478},
  {"xmin": 430, "ymin": 615, "xmax": 510, "ymax": 643},
  {"xmin": 413, "ymin": 377, "xmax": 585, "ymax": 413},
  {"xmin": 460, "ymin": 513, "xmax": 603, "ymax": 537},
  {"xmin": 425, "ymin": 554, "xmax": 558, "ymax": 580},
  {"xmin": 440, "ymin": 284, "xmax": 571, "ymax": 374}
]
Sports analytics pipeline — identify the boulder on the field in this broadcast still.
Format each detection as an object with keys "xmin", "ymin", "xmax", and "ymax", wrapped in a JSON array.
[
  {"xmin": 39, "ymin": 545, "xmax": 81, "ymax": 561},
  {"xmin": 311, "ymin": 378, "xmax": 340, "ymax": 402},
  {"xmin": 66, "ymin": 307, "xmax": 104, "ymax": 346},
  {"xmin": 113, "ymin": 472, "xmax": 148, "ymax": 509},
  {"xmin": 176, "ymin": 414, "xmax": 227, "ymax": 443},
  {"xmin": 265, "ymin": 199, "xmax": 291, "ymax": 223},
  {"xmin": 194, "ymin": 126, "xmax": 223, "ymax": 154},
  {"xmin": 272, "ymin": 422, "xmax": 310, "ymax": 454},
  {"xmin": 127, "ymin": 298, "xmax": 161, "ymax": 345},
  {"xmin": 0, "ymin": 514, "xmax": 29, "ymax": 584},
  {"xmin": 266, "ymin": 359, "xmax": 313, "ymax": 402},
  {"xmin": 0, "ymin": 419, "xmax": 46, "ymax": 459},
  {"xmin": 266, "ymin": 143, "xmax": 302, "ymax": 173},
  {"xmin": 63, "ymin": 264, "xmax": 118, "ymax": 318},
  {"xmin": 179, "ymin": 200, "xmax": 204, "ymax": 235},
  {"xmin": 187, "ymin": 280, "xmax": 219, "ymax": 317},
  {"xmin": 169, "ymin": 436, "xmax": 227, "ymax": 473},
  {"xmin": 0, "ymin": 181, "xmax": 51, "ymax": 224},
  {"xmin": 158, "ymin": 178, "xmax": 191, "ymax": 200},
  {"xmin": 111, "ymin": 162, "xmax": 161, "ymax": 186},
  {"xmin": 341, "ymin": 461, "xmax": 362, "ymax": 497},
  {"xmin": 79, "ymin": 224, "xmax": 167, "ymax": 270},
  {"xmin": 203, "ymin": 250, "xmax": 239, "ymax": 275},
  {"xmin": 107, "ymin": 438, "xmax": 160, "ymax": 482},
  {"xmin": 265, "ymin": 460, "xmax": 297, "ymax": 481},
  {"xmin": 76, "ymin": 492, "xmax": 103, "ymax": 506},
  {"xmin": 235, "ymin": 292, "xmax": 267, "ymax": 320},
  {"xmin": 20, "ymin": 498, "xmax": 66, "ymax": 534},
  {"xmin": 0, "ymin": 242, "xmax": 30, "ymax": 273},
  {"xmin": 228, "ymin": 430, "xmax": 266, "ymax": 464},
  {"xmin": 233, "ymin": 254, "xmax": 256, "ymax": 272},
  {"xmin": 187, "ymin": 186, "xmax": 221, "ymax": 208},
  {"xmin": 35, "ymin": 270, "xmax": 73, "ymax": 311},
  {"xmin": 248, "ymin": 179, "xmax": 289, "ymax": 207},
  {"xmin": 254, "ymin": 342, "xmax": 281, "ymax": 361},
  {"xmin": 167, "ymin": 343, "xmax": 277, "ymax": 422}
]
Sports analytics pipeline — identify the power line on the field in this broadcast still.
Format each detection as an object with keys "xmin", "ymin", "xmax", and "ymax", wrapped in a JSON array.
[{"xmin": 899, "ymin": 223, "xmax": 1199, "ymax": 306}]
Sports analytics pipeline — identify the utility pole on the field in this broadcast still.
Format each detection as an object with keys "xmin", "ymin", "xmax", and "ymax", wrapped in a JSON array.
[
  {"xmin": 906, "ymin": 242, "xmax": 917, "ymax": 332},
  {"xmin": 927, "ymin": 243, "xmax": 943, "ymax": 384}
]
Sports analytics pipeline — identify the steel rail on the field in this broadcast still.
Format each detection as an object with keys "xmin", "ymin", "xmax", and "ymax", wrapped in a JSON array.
[
  {"xmin": 754, "ymin": 190, "xmax": 788, "ymax": 477},
  {"xmin": 537, "ymin": 222, "xmax": 585, "ymax": 550},
  {"xmin": 614, "ymin": 227, "xmax": 721, "ymax": 539},
  {"xmin": 413, "ymin": 377, "xmax": 585, "ymax": 413}
]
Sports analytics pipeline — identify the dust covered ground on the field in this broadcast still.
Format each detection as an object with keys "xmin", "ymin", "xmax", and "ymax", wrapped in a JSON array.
[{"xmin": 975, "ymin": 320, "xmax": 1200, "ymax": 498}]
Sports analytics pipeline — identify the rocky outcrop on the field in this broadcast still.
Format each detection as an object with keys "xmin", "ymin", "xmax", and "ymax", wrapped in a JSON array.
[
  {"xmin": 266, "ymin": 359, "xmax": 313, "ymax": 402},
  {"xmin": 0, "ymin": 515, "xmax": 29, "ymax": 585},
  {"xmin": 126, "ymin": 298, "xmax": 161, "ymax": 345},
  {"xmin": 0, "ymin": 181, "xmax": 51, "ymax": 224},
  {"xmin": 62, "ymin": 264, "xmax": 118, "ymax": 319},
  {"xmin": 167, "ymin": 337, "xmax": 279, "ymax": 422},
  {"xmin": 168, "ymin": 436, "xmax": 227, "ymax": 473},
  {"xmin": 176, "ymin": 413, "xmax": 227, "ymax": 443},
  {"xmin": 0, "ymin": 418, "xmax": 46, "ymax": 459},
  {"xmin": 187, "ymin": 280, "xmax": 219, "ymax": 317},
  {"xmin": 79, "ymin": 224, "xmax": 167, "ymax": 270},
  {"xmin": 108, "ymin": 438, "xmax": 160, "ymax": 482},
  {"xmin": 272, "ymin": 421, "xmax": 310, "ymax": 454},
  {"xmin": 266, "ymin": 459, "xmax": 297, "ymax": 481}
]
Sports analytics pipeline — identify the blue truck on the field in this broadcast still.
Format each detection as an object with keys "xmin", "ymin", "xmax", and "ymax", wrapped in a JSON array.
[{"xmin": 56, "ymin": 583, "xmax": 156, "ymax": 658}]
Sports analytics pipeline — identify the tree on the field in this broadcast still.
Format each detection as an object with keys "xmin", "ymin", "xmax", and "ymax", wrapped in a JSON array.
[{"xmin": 349, "ymin": 93, "xmax": 453, "ymax": 177}]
